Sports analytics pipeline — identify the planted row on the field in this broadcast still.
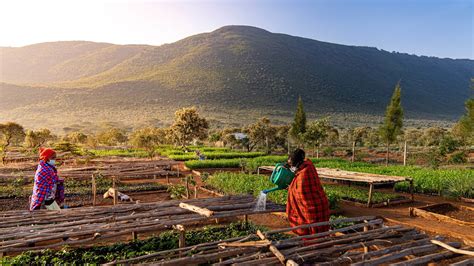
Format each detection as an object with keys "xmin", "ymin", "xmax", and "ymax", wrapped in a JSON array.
[
  {"xmin": 0, "ymin": 222, "xmax": 273, "ymax": 265},
  {"xmin": 170, "ymin": 152, "xmax": 265, "ymax": 161},
  {"xmin": 189, "ymin": 156, "xmax": 473, "ymax": 199},
  {"xmin": 205, "ymin": 172, "xmax": 339, "ymax": 210}
]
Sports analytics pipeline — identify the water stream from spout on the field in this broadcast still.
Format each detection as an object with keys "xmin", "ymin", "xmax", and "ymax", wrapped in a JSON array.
[{"xmin": 254, "ymin": 191, "xmax": 267, "ymax": 211}]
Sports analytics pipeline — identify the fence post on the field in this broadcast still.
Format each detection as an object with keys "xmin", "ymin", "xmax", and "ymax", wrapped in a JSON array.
[
  {"xmin": 91, "ymin": 174, "xmax": 97, "ymax": 206},
  {"xmin": 112, "ymin": 176, "xmax": 118, "ymax": 205},
  {"xmin": 351, "ymin": 141, "xmax": 356, "ymax": 163},
  {"xmin": 403, "ymin": 141, "xmax": 407, "ymax": 166}
]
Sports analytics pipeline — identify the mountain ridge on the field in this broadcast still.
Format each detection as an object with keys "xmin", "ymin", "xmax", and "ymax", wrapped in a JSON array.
[{"xmin": 0, "ymin": 25, "xmax": 472, "ymax": 131}]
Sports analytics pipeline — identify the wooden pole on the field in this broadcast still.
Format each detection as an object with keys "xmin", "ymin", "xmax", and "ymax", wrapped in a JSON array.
[
  {"xmin": 256, "ymin": 230, "xmax": 286, "ymax": 265},
  {"xmin": 351, "ymin": 141, "xmax": 355, "ymax": 163},
  {"xmin": 403, "ymin": 141, "xmax": 407, "ymax": 166},
  {"xmin": 132, "ymin": 231, "xmax": 138, "ymax": 240},
  {"xmin": 185, "ymin": 176, "xmax": 190, "ymax": 199},
  {"xmin": 166, "ymin": 173, "xmax": 169, "ymax": 184},
  {"xmin": 112, "ymin": 176, "xmax": 118, "ymax": 206},
  {"xmin": 367, "ymin": 183, "xmax": 374, "ymax": 208},
  {"xmin": 91, "ymin": 175, "xmax": 97, "ymax": 206},
  {"xmin": 179, "ymin": 203, "xmax": 214, "ymax": 217},
  {"xmin": 194, "ymin": 186, "xmax": 198, "ymax": 199},
  {"xmin": 409, "ymin": 179, "xmax": 414, "ymax": 202}
]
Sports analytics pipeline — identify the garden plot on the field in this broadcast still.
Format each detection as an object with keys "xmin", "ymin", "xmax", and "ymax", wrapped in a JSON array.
[
  {"xmin": 106, "ymin": 216, "xmax": 474, "ymax": 265},
  {"xmin": 0, "ymin": 195, "xmax": 285, "ymax": 255},
  {"xmin": 410, "ymin": 203, "xmax": 474, "ymax": 227}
]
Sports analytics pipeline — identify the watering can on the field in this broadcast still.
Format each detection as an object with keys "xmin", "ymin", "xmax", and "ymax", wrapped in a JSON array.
[{"xmin": 263, "ymin": 163, "xmax": 295, "ymax": 194}]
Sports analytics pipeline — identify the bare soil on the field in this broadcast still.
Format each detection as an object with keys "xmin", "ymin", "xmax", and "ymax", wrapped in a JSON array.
[{"xmin": 423, "ymin": 204, "xmax": 474, "ymax": 223}]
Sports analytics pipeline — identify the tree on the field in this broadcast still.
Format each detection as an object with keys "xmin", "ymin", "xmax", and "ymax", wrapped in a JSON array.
[
  {"xmin": 129, "ymin": 127, "xmax": 167, "ymax": 158},
  {"xmin": 422, "ymin": 127, "xmax": 446, "ymax": 146},
  {"xmin": 243, "ymin": 117, "xmax": 276, "ymax": 153},
  {"xmin": 96, "ymin": 128, "xmax": 128, "ymax": 146},
  {"xmin": 24, "ymin": 128, "xmax": 54, "ymax": 152},
  {"xmin": 64, "ymin": 131, "xmax": 88, "ymax": 144},
  {"xmin": 303, "ymin": 118, "xmax": 330, "ymax": 157},
  {"xmin": 404, "ymin": 128, "xmax": 424, "ymax": 146},
  {"xmin": 452, "ymin": 98, "xmax": 474, "ymax": 145},
  {"xmin": 290, "ymin": 96, "xmax": 307, "ymax": 145},
  {"xmin": 379, "ymin": 83, "xmax": 403, "ymax": 165},
  {"xmin": 169, "ymin": 107, "xmax": 209, "ymax": 148},
  {"xmin": 0, "ymin": 122, "xmax": 25, "ymax": 164}
]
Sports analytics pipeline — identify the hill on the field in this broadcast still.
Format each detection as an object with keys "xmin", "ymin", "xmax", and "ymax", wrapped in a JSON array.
[{"xmin": 1, "ymin": 26, "xmax": 473, "ymax": 131}]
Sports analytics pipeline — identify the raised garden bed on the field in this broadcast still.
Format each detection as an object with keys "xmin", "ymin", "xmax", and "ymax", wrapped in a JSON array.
[{"xmin": 410, "ymin": 203, "xmax": 474, "ymax": 227}]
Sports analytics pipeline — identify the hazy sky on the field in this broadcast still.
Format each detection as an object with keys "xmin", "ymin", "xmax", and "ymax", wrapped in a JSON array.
[{"xmin": 0, "ymin": 0, "xmax": 472, "ymax": 59}]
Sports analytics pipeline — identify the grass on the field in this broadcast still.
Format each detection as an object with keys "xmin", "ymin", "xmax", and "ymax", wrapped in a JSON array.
[
  {"xmin": 88, "ymin": 149, "xmax": 149, "ymax": 158},
  {"xmin": 169, "ymin": 152, "xmax": 265, "ymax": 161}
]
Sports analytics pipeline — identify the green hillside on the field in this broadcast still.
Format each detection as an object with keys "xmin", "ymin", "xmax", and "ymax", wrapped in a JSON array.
[{"xmin": 0, "ymin": 26, "xmax": 473, "ymax": 130}]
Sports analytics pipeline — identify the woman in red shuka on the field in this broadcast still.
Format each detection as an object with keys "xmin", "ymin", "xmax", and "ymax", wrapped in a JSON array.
[
  {"xmin": 30, "ymin": 147, "xmax": 63, "ymax": 211},
  {"xmin": 286, "ymin": 148, "xmax": 330, "ymax": 236}
]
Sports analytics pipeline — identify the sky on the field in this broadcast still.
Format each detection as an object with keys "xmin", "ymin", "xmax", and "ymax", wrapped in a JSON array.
[{"xmin": 0, "ymin": 0, "xmax": 472, "ymax": 59}]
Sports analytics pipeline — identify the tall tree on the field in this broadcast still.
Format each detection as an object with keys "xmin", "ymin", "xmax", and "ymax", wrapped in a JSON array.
[
  {"xmin": 452, "ymin": 79, "xmax": 474, "ymax": 145},
  {"xmin": 0, "ymin": 122, "xmax": 26, "ymax": 164},
  {"xmin": 290, "ymin": 96, "xmax": 307, "ymax": 145},
  {"xmin": 379, "ymin": 83, "xmax": 404, "ymax": 166},
  {"xmin": 169, "ymin": 107, "xmax": 209, "ymax": 148}
]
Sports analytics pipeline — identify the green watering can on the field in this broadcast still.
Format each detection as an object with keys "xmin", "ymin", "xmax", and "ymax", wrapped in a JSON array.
[{"xmin": 263, "ymin": 163, "xmax": 295, "ymax": 194}]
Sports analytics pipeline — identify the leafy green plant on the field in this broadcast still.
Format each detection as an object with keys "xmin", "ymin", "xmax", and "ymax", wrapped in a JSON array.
[{"xmin": 167, "ymin": 184, "xmax": 186, "ymax": 199}]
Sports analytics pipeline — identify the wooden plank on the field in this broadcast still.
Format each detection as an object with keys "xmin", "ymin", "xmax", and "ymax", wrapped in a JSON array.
[
  {"xmin": 179, "ymin": 202, "xmax": 214, "ymax": 217},
  {"xmin": 256, "ymin": 230, "xmax": 287, "ymax": 265}
]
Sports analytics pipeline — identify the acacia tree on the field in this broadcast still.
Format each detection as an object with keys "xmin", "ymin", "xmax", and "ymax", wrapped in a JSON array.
[
  {"xmin": 303, "ymin": 118, "xmax": 330, "ymax": 157},
  {"xmin": 379, "ymin": 83, "xmax": 404, "ymax": 166},
  {"xmin": 243, "ymin": 117, "xmax": 276, "ymax": 153},
  {"xmin": 64, "ymin": 131, "xmax": 88, "ymax": 144},
  {"xmin": 0, "ymin": 122, "xmax": 26, "ymax": 164},
  {"xmin": 169, "ymin": 107, "xmax": 209, "ymax": 148},
  {"xmin": 96, "ymin": 128, "xmax": 128, "ymax": 146},
  {"xmin": 290, "ymin": 96, "xmax": 307, "ymax": 146},
  {"xmin": 129, "ymin": 127, "xmax": 167, "ymax": 158},
  {"xmin": 24, "ymin": 129, "xmax": 54, "ymax": 152}
]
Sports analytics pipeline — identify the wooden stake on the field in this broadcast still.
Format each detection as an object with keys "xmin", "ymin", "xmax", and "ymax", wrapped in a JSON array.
[
  {"xmin": 367, "ymin": 183, "xmax": 374, "ymax": 208},
  {"xmin": 179, "ymin": 203, "xmax": 214, "ymax": 217},
  {"xmin": 166, "ymin": 173, "xmax": 169, "ymax": 184},
  {"xmin": 112, "ymin": 176, "xmax": 118, "ymax": 206},
  {"xmin": 91, "ymin": 175, "xmax": 97, "ymax": 206},
  {"xmin": 403, "ymin": 141, "xmax": 407, "ymax": 166},
  {"xmin": 185, "ymin": 176, "xmax": 190, "ymax": 199},
  {"xmin": 194, "ymin": 186, "xmax": 198, "ymax": 199},
  {"xmin": 256, "ymin": 230, "xmax": 287, "ymax": 265},
  {"xmin": 132, "ymin": 231, "xmax": 138, "ymax": 240},
  {"xmin": 351, "ymin": 141, "xmax": 355, "ymax": 163}
]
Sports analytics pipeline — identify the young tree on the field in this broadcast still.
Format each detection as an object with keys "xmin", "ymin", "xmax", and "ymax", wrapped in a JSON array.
[
  {"xmin": 452, "ymin": 98, "xmax": 474, "ymax": 145},
  {"xmin": 64, "ymin": 131, "xmax": 88, "ymax": 144},
  {"xmin": 290, "ymin": 96, "xmax": 307, "ymax": 145},
  {"xmin": 303, "ymin": 118, "xmax": 330, "ymax": 157},
  {"xmin": 24, "ymin": 128, "xmax": 54, "ymax": 152},
  {"xmin": 379, "ymin": 83, "xmax": 404, "ymax": 166},
  {"xmin": 129, "ymin": 127, "xmax": 166, "ymax": 158},
  {"xmin": 422, "ymin": 127, "xmax": 446, "ymax": 146},
  {"xmin": 0, "ymin": 122, "xmax": 25, "ymax": 164},
  {"xmin": 169, "ymin": 107, "xmax": 209, "ymax": 148},
  {"xmin": 96, "ymin": 128, "xmax": 128, "ymax": 146}
]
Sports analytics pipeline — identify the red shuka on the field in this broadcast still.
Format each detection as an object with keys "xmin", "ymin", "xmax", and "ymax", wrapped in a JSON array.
[{"xmin": 286, "ymin": 159, "xmax": 330, "ymax": 236}]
